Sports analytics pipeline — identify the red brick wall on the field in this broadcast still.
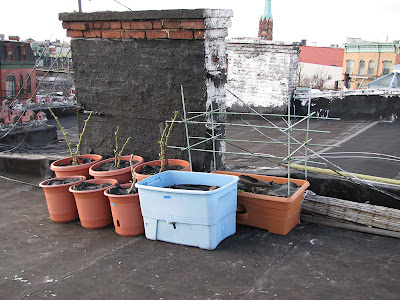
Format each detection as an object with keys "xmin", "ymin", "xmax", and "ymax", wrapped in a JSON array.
[{"xmin": 62, "ymin": 19, "xmax": 206, "ymax": 40}]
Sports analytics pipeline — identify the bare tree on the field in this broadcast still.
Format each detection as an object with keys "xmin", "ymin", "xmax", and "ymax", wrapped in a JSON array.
[{"xmin": 298, "ymin": 66, "xmax": 330, "ymax": 90}]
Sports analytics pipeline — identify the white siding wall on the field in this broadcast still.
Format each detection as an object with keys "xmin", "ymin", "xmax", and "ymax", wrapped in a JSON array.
[
  {"xmin": 226, "ymin": 39, "xmax": 299, "ymax": 111},
  {"xmin": 298, "ymin": 62, "xmax": 343, "ymax": 89}
]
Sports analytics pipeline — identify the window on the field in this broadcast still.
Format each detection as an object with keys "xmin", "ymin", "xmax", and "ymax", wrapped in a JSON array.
[
  {"xmin": 6, "ymin": 75, "xmax": 16, "ymax": 97},
  {"xmin": 6, "ymin": 45, "xmax": 14, "ymax": 61},
  {"xmin": 383, "ymin": 60, "xmax": 391, "ymax": 75},
  {"xmin": 20, "ymin": 75, "xmax": 24, "ymax": 93},
  {"xmin": 20, "ymin": 46, "xmax": 27, "ymax": 60},
  {"xmin": 358, "ymin": 60, "xmax": 365, "ymax": 75},
  {"xmin": 346, "ymin": 59, "xmax": 353, "ymax": 74},
  {"xmin": 26, "ymin": 75, "xmax": 31, "ymax": 94},
  {"xmin": 368, "ymin": 60, "xmax": 375, "ymax": 75}
]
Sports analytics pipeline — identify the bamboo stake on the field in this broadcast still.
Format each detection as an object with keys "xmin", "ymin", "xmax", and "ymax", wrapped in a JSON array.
[{"xmin": 159, "ymin": 111, "xmax": 178, "ymax": 172}]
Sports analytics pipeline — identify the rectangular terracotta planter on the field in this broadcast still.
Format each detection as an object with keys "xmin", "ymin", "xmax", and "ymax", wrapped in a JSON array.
[{"xmin": 212, "ymin": 170, "xmax": 310, "ymax": 235}]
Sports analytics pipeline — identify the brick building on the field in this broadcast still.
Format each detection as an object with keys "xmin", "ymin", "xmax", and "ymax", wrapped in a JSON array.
[
  {"xmin": 343, "ymin": 38, "xmax": 400, "ymax": 89},
  {"xmin": 0, "ymin": 39, "xmax": 36, "ymax": 103}
]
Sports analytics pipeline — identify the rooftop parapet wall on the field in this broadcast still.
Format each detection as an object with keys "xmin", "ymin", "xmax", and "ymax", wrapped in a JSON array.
[
  {"xmin": 294, "ymin": 91, "xmax": 400, "ymax": 121},
  {"xmin": 60, "ymin": 10, "xmax": 231, "ymax": 40},
  {"xmin": 59, "ymin": 9, "xmax": 232, "ymax": 171}
]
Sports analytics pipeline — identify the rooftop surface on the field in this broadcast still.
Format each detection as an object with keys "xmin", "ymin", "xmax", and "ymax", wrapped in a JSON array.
[
  {"xmin": 1, "ymin": 117, "xmax": 400, "ymax": 299},
  {"xmin": 299, "ymin": 46, "xmax": 344, "ymax": 67},
  {"xmin": 1, "ymin": 174, "xmax": 400, "ymax": 299}
]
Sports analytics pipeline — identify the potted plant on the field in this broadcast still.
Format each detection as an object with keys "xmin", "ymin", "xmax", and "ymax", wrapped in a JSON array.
[
  {"xmin": 89, "ymin": 126, "xmax": 144, "ymax": 183},
  {"xmin": 48, "ymin": 108, "xmax": 103, "ymax": 178},
  {"xmin": 133, "ymin": 111, "xmax": 190, "ymax": 181},
  {"xmin": 212, "ymin": 170, "xmax": 310, "ymax": 235},
  {"xmin": 69, "ymin": 178, "xmax": 118, "ymax": 229},
  {"xmin": 39, "ymin": 175, "xmax": 86, "ymax": 223},
  {"xmin": 104, "ymin": 155, "xmax": 145, "ymax": 237}
]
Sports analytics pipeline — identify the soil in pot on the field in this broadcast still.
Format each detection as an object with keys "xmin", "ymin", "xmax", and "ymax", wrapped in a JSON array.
[
  {"xmin": 58, "ymin": 156, "xmax": 94, "ymax": 166},
  {"xmin": 95, "ymin": 160, "xmax": 138, "ymax": 172},
  {"xmin": 46, "ymin": 177, "xmax": 82, "ymax": 186},
  {"xmin": 108, "ymin": 184, "xmax": 137, "ymax": 195},
  {"xmin": 105, "ymin": 183, "xmax": 144, "ymax": 237},
  {"xmin": 238, "ymin": 175, "xmax": 300, "ymax": 197},
  {"xmin": 165, "ymin": 184, "xmax": 219, "ymax": 191},
  {"xmin": 72, "ymin": 182, "xmax": 112, "ymax": 191},
  {"xmin": 139, "ymin": 164, "xmax": 184, "ymax": 175}
]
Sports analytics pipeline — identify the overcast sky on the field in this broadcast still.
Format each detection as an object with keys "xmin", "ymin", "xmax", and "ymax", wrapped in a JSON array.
[{"xmin": 1, "ymin": 0, "xmax": 399, "ymax": 47}]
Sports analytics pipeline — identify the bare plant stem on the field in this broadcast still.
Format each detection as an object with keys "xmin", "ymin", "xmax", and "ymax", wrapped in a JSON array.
[
  {"xmin": 113, "ymin": 126, "xmax": 131, "ymax": 168},
  {"xmin": 76, "ymin": 111, "xmax": 93, "ymax": 164},
  {"xmin": 159, "ymin": 110, "xmax": 178, "ymax": 172},
  {"xmin": 48, "ymin": 107, "xmax": 92, "ymax": 165},
  {"xmin": 128, "ymin": 154, "xmax": 137, "ymax": 194}
]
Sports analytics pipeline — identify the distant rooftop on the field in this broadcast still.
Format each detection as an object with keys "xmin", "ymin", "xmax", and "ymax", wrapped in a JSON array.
[
  {"xmin": 366, "ymin": 64, "xmax": 400, "ymax": 89},
  {"xmin": 299, "ymin": 46, "xmax": 344, "ymax": 67}
]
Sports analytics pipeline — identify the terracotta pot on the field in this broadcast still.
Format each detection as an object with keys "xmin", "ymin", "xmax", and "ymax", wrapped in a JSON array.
[
  {"xmin": 50, "ymin": 154, "xmax": 103, "ymax": 179},
  {"xmin": 212, "ymin": 170, "xmax": 310, "ymax": 235},
  {"xmin": 39, "ymin": 176, "xmax": 86, "ymax": 223},
  {"xmin": 89, "ymin": 155, "xmax": 144, "ymax": 184},
  {"xmin": 133, "ymin": 159, "xmax": 191, "ymax": 182},
  {"xmin": 104, "ymin": 183, "xmax": 144, "ymax": 237},
  {"xmin": 69, "ymin": 178, "xmax": 118, "ymax": 229}
]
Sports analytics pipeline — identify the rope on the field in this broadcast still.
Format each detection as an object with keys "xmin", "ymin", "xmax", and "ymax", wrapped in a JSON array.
[{"xmin": 0, "ymin": 174, "xmax": 39, "ymax": 187}]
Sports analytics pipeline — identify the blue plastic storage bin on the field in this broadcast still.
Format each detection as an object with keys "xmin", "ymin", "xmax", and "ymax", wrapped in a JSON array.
[{"xmin": 135, "ymin": 171, "xmax": 239, "ymax": 250}]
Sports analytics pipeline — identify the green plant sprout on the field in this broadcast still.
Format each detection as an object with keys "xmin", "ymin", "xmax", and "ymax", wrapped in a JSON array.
[
  {"xmin": 114, "ymin": 126, "xmax": 131, "ymax": 168},
  {"xmin": 158, "ymin": 110, "xmax": 179, "ymax": 173},
  {"xmin": 48, "ymin": 107, "xmax": 92, "ymax": 166}
]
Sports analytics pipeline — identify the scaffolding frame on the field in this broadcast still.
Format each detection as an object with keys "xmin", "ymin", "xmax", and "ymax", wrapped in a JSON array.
[{"xmin": 168, "ymin": 86, "xmax": 340, "ymax": 196}]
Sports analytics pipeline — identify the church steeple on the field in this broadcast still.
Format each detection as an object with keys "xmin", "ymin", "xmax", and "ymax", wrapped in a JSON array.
[
  {"xmin": 262, "ymin": 0, "xmax": 273, "ymax": 21},
  {"xmin": 258, "ymin": 0, "xmax": 273, "ymax": 40}
]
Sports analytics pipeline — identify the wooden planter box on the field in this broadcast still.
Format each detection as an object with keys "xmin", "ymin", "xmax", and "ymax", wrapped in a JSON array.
[{"xmin": 212, "ymin": 170, "xmax": 310, "ymax": 235}]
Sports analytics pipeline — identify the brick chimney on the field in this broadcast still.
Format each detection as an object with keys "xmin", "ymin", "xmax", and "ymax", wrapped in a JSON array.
[
  {"xmin": 8, "ymin": 35, "xmax": 20, "ymax": 41},
  {"xmin": 59, "ymin": 9, "xmax": 232, "ymax": 171}
]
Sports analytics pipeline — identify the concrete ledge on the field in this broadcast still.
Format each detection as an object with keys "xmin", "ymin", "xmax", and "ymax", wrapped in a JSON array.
[
  {"xmin": 0, "ymin": 125, "xmax": 57, "ymax": 150},
  {"xmin": 59, "ymin": 9, "xmax": 233, "ymax": 22},
  {"xmin": 0, "ymin": 153, "xmax": 62, "ymax": 178}
]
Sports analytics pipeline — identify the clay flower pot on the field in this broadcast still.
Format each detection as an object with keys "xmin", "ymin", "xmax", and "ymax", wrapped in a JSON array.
[
  {"xmin": 69, "ymin": 178, "xmax": 118, "ymax": 229},
  {"xmin": 50, "ymin": 154, "xmax": 103, "ymax": 179},
  {"xmin": 212, "ymin": 170, "xmax": 310, "ymax": 235},
  {"xmin": 133, "ymin": 159, "xmax": 191, "ymax": 182},
  {"xmin": 39, "ymin": 175, "xmax": 86, "ymax": 223},
  {"xmin": 104, "ymin": 183, "xmax": 144, "ymax": 237},
  {"xmin": 89, "ymin": 155, "xmax": 144, "ymax": 184}
]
